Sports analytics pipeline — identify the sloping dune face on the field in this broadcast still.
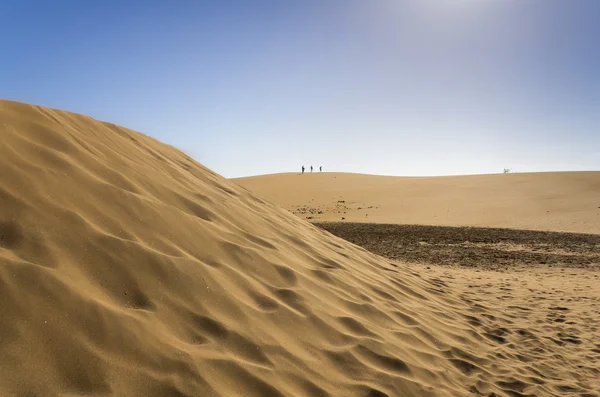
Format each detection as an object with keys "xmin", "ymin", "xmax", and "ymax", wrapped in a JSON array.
[
  {"xmin": 0, "ymin": 100, "xmax": 595, "ymax": 397},
  {"xmin": 233, "ymin": 172, "xmax": 600, "ymax": 234}
]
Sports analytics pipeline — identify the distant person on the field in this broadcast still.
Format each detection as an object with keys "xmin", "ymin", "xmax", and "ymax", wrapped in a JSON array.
[
  {"xmin": 320, "ymin": 166, "xmax": 322, "ymax": 172},
  {"xmin": 302, "ymin": 165, "xmax": 305, "ymax": 174},
  {"xmin": 310, "ymin": 165, "xmax": 313, "ymax": 173}
]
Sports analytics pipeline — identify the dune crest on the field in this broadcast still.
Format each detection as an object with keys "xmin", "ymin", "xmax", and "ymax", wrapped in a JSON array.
[{"xmin": 1, "ymin": 100, "xmax": 598, "ymax": 396}]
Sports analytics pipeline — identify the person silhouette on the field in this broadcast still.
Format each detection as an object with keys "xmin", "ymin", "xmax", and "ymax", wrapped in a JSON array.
[
  {"xmin": 320, "ymin": 166, "xmax": 322, "ymax": 172},
  {"xmin": 302, "ymin": 165, "xmax": 305, "ymax": 174},
  {"xmin": 310, "ymin": 166, "xmax": 313, "ymax": 173}
]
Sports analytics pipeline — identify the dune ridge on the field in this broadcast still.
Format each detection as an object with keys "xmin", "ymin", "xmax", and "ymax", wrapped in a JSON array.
[
  {"xmin": 1, "ymin": 99, "xmax": 598, "ymax": 396},
  {"xmin": 233, "ymin": 171, "xmax": 600, "ymax": 234}
]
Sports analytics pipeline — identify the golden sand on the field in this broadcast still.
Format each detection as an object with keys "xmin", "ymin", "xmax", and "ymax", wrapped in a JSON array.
[{"xmin": 234, "ymin": 171, "xmax": 600, "ymax": 234}]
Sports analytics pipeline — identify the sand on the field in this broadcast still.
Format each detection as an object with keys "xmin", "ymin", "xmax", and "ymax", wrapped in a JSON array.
[
  {"xmin": 233, "ymin": 172, "xmax": 600, "ymax": 234},
  {"xmin": 1, "ymin": 99, "xmax": 599, "ymax": 397}
]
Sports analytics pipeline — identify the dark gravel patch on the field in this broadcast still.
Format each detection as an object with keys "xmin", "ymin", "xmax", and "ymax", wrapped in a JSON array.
[{"xmin": 315, "ymin": 222, "xmax": 600, "ymax": 270}]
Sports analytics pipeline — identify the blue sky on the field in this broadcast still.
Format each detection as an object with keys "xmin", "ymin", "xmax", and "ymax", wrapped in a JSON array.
[{"xmin": 1, "ymin": 1, "xmax": 598, "ymax": 177}]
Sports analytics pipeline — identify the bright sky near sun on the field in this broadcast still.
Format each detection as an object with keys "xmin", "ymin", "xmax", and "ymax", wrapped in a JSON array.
[{"xmin": 1, "ymin": 1, "xmax": 598, "ymax": 177}]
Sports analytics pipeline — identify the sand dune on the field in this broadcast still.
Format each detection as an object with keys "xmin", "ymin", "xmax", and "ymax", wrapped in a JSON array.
[
  {"xmin": 1, "ymin": 99, "xmax": 599, "ymax": 396},
  {"xmin": 233, "ymin": 172, "xmax": 600, "ymax": 234}
]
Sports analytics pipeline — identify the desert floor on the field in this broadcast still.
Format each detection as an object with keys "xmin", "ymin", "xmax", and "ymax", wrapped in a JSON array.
[{"xmin": 234, "ymin": 172, "xmax": 600, "ymax": 396}]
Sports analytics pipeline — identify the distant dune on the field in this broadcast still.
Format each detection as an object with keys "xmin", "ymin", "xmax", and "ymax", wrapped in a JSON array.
[
  {"xmin": 233, "ymin": 171, "xmax": 600, "ymax": 234},
  {"xmin": 1, "ymin": 100, "xmax": 599, "ymax": 396}
]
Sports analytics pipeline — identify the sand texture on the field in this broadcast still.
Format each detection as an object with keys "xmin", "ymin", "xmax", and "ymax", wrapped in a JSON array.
[
  {"xmin": 1, "ymin": 99, "xmax": 599, "ymax": 396},
  {"xmin": 233, "ymin": 172, "xmax": 600, "ymax": 234}
]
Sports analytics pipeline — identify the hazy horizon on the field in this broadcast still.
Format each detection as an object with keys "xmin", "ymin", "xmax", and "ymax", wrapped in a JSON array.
[
  {"xmin": 233, "ymin": 169, "xmax": 600, "ymax": 179},
  {"xmin": 2, "ymin": 1, "xmax": 598, "ymax": 178}
]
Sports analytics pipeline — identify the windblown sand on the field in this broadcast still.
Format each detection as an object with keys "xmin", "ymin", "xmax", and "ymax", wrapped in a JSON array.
[
  {"xmin": 1, "ymin": 100, "xmax": 599, "ymax": 397},
  {"xmin": 233, "ymin": 172, "xmax": 600, "ymax": 234}
]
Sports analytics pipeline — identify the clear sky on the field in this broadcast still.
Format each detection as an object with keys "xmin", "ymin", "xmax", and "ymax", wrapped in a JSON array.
[{"xmin": 1, "ymin": 1, "xmax": 598, "ymax": 177}]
